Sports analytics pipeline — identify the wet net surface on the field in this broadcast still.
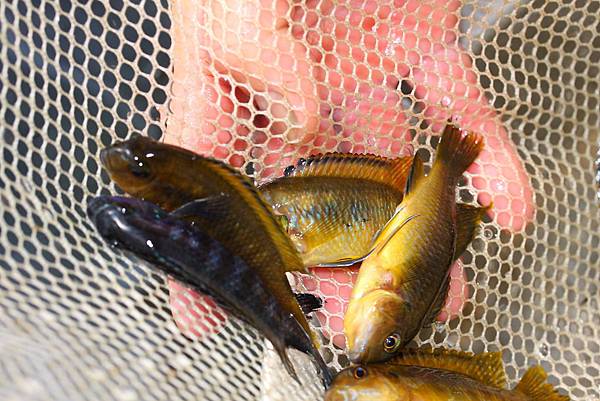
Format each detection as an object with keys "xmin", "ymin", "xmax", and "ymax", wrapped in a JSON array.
[{"xmin": 0, "ymin": 0, "xmax": 599, "ymax": 400}]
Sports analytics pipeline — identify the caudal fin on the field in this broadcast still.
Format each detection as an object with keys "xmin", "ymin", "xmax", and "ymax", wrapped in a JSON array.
[
  {"xmin": 294, "ymin": 293, "xmax": 323, "ymax": 315},
  {"xmin": 433, "ymin": 124, "xmax": 484, "ymax": 178},
  {"xmin": 514, "ymin": 366, "xmax": 570, "ymax": 401}
]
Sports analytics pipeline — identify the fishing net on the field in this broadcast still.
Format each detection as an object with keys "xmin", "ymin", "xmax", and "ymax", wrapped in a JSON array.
[{"xmin": 1, "ymin": 0, "xmax": 598, "ymax": 400}]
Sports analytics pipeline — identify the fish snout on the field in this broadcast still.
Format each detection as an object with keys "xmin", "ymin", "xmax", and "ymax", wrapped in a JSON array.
[
  {"xmin": 99, "ymin": 146, "xmax": 133, "ymax": 172},
  {"xmin": 347, "ymin": 343, "xmax": 369, "ymax": 364},
  {"xmin": 348, "ymin": 350, "xmax": 362, "ymax": 364}
]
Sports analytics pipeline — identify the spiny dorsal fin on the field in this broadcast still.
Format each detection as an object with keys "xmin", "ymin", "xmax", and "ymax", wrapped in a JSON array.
[
  {"xmin": 284, "ymin": 152, "xmax": 413, "ymax": 191},
  {"xmin": 404, "ymin": 155, "xmax": 425, "ymax": 195},
  {"xmin": 391, "ymin": 348, "xmax": 507, "ymax": 389},
  {"xmin": 454, "ymin": 203, "xmax": 492, "ymax": 258},
  {"xmin": 514, "ymin": 366, "xmax": 570, "ymax": 401}
]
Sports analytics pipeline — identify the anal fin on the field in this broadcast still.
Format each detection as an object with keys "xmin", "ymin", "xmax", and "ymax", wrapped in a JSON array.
[{"xmin": 455, "ymin": 203, "xmax": 492, "ymax": 258}]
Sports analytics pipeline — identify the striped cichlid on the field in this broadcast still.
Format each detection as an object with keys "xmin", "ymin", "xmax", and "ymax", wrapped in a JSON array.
[
  {"xmin": 345, "ymin": 124, "xmax": 489, "ymax": 363},
  {"xmin": 259, "ymin": 153, "xmax": 413, "ymax": 267},
  {"xmin": 98, "ymin": 136, "xmax": 327, "ymax": 383},
  {"xmin": 87, "ymin": 196, "xmax": 332, "ymax": 386},
  {"xmin": 325, "ymin": 348, "xmax": 569, "ymax": 401}
]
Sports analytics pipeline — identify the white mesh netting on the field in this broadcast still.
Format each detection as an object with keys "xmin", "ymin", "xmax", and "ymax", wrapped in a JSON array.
[{"xmin": 0, "ymin": 0, "xmax": 599, "ymax": 400}]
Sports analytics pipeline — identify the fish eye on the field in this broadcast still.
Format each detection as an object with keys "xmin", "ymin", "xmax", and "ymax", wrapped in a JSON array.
[
  {"xmin": 353, "ymin": 366, "xmax": 367, "ymax": 379},
  {"xmin": 129, "ymin": 161, "xmax": 151, "ymax": 178},
  {"xmin": 383, "ymin": 333, "xmax": 402, "ymax": 353}
]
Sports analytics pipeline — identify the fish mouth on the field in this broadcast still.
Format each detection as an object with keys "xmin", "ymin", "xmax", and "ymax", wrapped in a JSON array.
[{"xmin": 348, "ymin": 347, "xmax": 368, "ymax": 364}]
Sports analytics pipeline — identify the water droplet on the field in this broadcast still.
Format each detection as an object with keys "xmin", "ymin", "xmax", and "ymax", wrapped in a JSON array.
[
  {"xmin": 493, "ymin": 180, "xmax": 507, "ymax": 192},
  {"xmin": 483, "ymin": 228, "xmax": 495, "ymax": 240},
  {"xmin": 440, "ymin": 96, "xmax": 451, "ymax": 107},
  {"xmin": 384, "ymin": 43, "xmax": 395, "ymax": 57},
  {"xmin": 451, "ymin": 115, "xmax": 462, "ymax": 124},
  {"xmin": 434, "ymin": 321, "xmax": 446, "ymax": 333},
  {"xmin": 539, "ymin": 343, "xmax": 549, "ymax": 356}
]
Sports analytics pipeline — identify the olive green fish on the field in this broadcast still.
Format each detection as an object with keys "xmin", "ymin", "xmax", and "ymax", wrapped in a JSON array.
[
  {"xmin": 99, "ymin": 135, "xmax": 327, "ymax": 382},
  {"xmin": 259, "ymin": 153, "xmax": 413, "ymax": 267},
  {"xmin": 345, "ymin": 124, "xmax": 489, "ymax": 363},
  {"xmin": 325, "ymin": 348, "xmax": 569, "ymax": 401}
]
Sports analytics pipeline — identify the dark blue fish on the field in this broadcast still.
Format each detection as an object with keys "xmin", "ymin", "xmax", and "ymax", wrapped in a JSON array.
[{"xmin": 87, "ymin": 195, "xmax": 332, "ymax": 387}]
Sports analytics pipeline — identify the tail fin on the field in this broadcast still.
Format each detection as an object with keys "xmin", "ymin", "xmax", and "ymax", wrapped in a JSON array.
[
  {"xmin": 274, "ymin": 343, "xmax": 301, "ymax": 386},
  {"xmin": 514, "ymin": 366, "xmax": 570, "ymax": 401},
  {"xmin": 294, "ymin": 293, "xmax": 323, "ymax": 315},
  {"xmin": 433, "ymin": 124, "xmax": 484, "ymax": 178},
  {"xmin": 310, "ymin": 346, "xmax": 333, "ymax": 388}
]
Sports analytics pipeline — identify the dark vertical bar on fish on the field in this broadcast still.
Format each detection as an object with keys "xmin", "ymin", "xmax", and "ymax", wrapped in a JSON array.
[{"xmin": 87, "ymin": 196, "xmax": 332, "ymax": 387}]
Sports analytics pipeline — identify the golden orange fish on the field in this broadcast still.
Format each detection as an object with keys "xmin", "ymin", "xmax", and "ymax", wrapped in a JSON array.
[
  {"xmin": 326, "ymin": 348, "xmax": 569, "ymax": 401},
  {"xmin": 345, "ymin": 124, "xmax": 489, "ymax": 363},
  {"xmin": 260, "ymin": 153, "xmax": 412, "ymax": 267}
]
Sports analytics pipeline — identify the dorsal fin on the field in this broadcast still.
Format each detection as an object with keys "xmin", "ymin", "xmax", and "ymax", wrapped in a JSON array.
[
  {"xmin": 404, "ymin": 155, "xmax": 425, "ymax": 195},
  {"xmin": 391, "ymin": 348, "xmax": 507, "ymax": 389},
  {"xmin": 284, "ymin": 152, "xmax": 413, "ymax": 191},
  {"xmin": 514, "ymin": 366, "xmax": 570, "ymax": 401}
]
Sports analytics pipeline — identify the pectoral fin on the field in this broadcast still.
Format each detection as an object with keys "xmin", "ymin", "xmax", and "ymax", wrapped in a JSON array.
[{"xmin": 170, "ymin": 196, "xmax": 229, "ymax": 221}]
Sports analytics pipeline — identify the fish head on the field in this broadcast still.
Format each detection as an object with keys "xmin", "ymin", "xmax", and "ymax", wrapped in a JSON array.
[
  {"xmin": 325, "ymin": 365, "xmax": 410, "ymax": 401},
  {"xmin": 99, "ymin": 134, "xmax": 175, "ymax": 197},
  {"xmin": 87, "ymin": 195, "xmax": 168, "ymax": 258},
  {"xmin": 344, "ymin": 289, "xmax": 411, "ymax": 364}
]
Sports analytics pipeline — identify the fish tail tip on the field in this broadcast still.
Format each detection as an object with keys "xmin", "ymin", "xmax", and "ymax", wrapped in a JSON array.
[
  {"xmin": 515, "ymin": 366, "xmax": 570, "ymax": 401},
  {"xmin": 295, "ymin": 293, "xmax": 323, "ymax": 315},
  {"xmin": 435, "ymin": 124, "xmax": 484, "ymax": 176},
  {"xmin": 277, "ymin": 347, "xmax": 301, "ymax": 384}
]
